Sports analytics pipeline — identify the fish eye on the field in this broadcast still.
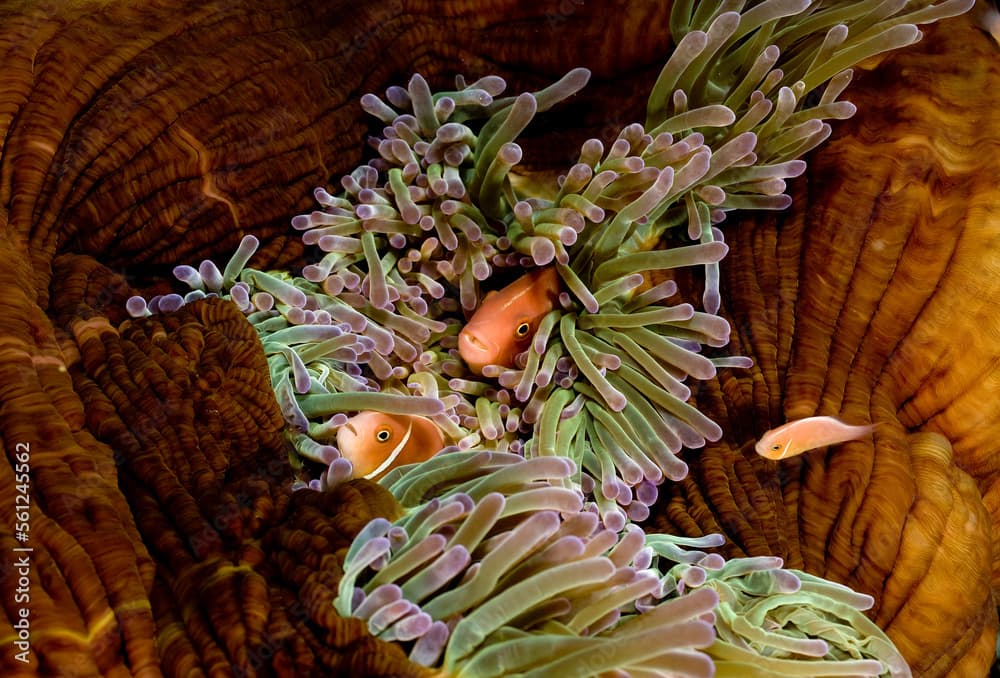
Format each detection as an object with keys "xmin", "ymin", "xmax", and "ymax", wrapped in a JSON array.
[
  {"xmin": 376, "ymin": 427, "xmax": 392, "ymax": 443},
  {"xmin": 515, "ymin": 322, "xmax": 531, "ymax": 338},
  {"xmin": 771, "ymin": 444, "xmax": 781, "ymax": 451}
]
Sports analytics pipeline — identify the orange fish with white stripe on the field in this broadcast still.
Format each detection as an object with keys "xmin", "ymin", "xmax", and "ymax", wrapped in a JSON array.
[
  {"xmin": 337, "ymin": 412, "xmax": 444, "ymax": 480},
  {"xmin": 755, "ymin": 416, "xmax": 875, "ymax": 460},
  {"xmin": 458, "ymin": 266, "xmax": 561, "ymax": 374}
]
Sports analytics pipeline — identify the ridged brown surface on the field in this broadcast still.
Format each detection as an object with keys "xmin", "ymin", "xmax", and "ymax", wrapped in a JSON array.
[
  {"xmin": 0, "ymin": 1, "xmax": 672, "ymax": 676},
  {"xmin": 0, "ymin": 0, "xmax": 996, "ymax": 676},
  {"xmin": 0, "ymin": 0, "xmax": 670, "ymax": 304},
  {"xmin": 652, "ymin": 13, "xmax": 1000, "ymax": 678},
  {"xmin": 47, "ymin": 257, "xmax": 419, "ymax": 677}
]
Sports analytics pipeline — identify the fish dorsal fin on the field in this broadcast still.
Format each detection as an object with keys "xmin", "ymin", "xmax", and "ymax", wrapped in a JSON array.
[{"xmin": 363, "ymin": 419, "xmax": 414, "ymax": 479}]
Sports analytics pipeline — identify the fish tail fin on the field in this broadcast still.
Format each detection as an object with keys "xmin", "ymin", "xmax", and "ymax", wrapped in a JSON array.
[{"xmin": 850, "ymin": 422, "xmax": 877, "ymax": 441}]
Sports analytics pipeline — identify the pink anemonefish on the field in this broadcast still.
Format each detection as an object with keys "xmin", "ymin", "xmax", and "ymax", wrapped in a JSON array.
[
  {"xmin": 458, "ymin": 266, "xmax": 561, "ymax": 374},
  {"xmin": 337, "ymin": 412, "xmax": 445, "ymax": 480},
  {"xmin": 755, "ymin": 416, "xmax": 876, "ymax": 460}
]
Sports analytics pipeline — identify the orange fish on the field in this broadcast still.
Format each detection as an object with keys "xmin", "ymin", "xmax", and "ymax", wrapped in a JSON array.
[
  {"xmin": 755, "ymin": 416, "xmax": 875, "ymax": 460},
  {"xmin": 458, "ymin": 267, "xmax": 561, "ymax": 374},
  {"xmin": 337, "ymin": 412, "xmax": 444, "ymax": 480}
]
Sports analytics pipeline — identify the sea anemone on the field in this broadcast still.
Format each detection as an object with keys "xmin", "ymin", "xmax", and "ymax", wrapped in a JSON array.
[
  {"xmin": 121, "ymin": 0, "xmax": 981, "ymax": 675},
  {"xmin": 126, "ymin": 0, "xmax": 973, "ymax": 506},
  {"xmin": 337, "ymin": 451, "xmax": 911, "ymax": 676},
  {"xmin": 336, "ymin": 452, "xmax": 719, "ymax": 675},
  {"xmin": 645, "ymin": 533, "xmax": 911, "ymax": 676},
  {"xmin": 3, "ymin": 0, "xmax": 994, "ymax": 675}
]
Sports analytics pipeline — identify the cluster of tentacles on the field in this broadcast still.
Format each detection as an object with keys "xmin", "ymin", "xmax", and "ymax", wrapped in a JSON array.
[
  {"xmin": 0, "ymin": 0, "xmax": 997, "ymax": 676},
  {"xmin": 119, "ymin": 1, "xmax": 985, "ymax": 676}
]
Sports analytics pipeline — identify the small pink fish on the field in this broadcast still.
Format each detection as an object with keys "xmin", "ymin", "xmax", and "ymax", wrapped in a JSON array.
[
  {"xmin": 755, "ymin": 416, "xmax": 875, "ymax": 460},
  {"xmin": 458, "ymin": 267, "xmax": 561, "ymax": 375},
  {"xmin": 337, "ymin": 412, "xmax": 444, "ymax": 480}
]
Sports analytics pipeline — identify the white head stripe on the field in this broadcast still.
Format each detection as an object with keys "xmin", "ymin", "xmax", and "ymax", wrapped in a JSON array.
[
  {"xmin": 778, "ymin": 438, "xmax": 793, "ymax": 459},
  {"xmin": 364, "ymin": 421, "xmax": 414, "ymax": 479}
]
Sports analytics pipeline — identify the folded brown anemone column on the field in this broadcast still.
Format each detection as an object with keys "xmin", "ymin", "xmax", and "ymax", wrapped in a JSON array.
[
  {"xmin": 47, "ymin": 253, "xmax": 424, "ymax": 676},
  {"xmin": 1, "ymin": 0, "xmax": 674, "ymax": 300},
  {"xmin": 0, "ymin": 0, "xmax": 671, "ymax": 673},
  {"xmin": 1, "ymin": 0, "xmax": 997, "ymax": 676},
  {"xmin": 0, "ymin": 241, "xmax": 160, "ymax": 675},
  {"xmin": 650, "ymin": 11, "xmax": 1000, "ymax": 678}
]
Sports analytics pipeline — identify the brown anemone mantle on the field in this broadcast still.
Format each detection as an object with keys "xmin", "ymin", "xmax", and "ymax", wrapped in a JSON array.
[{"xmin": 0, "ymin": 1, "xmax": 997, "ymax": 676}]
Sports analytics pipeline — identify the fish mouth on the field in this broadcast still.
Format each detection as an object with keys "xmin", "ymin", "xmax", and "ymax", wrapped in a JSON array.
[
  {"xmin": 457, "ymin": 329, "xmax": 498, "ymax": 373},
  {"xmin": 336, "ymin": 422, "xmax": 360, "ymax": 455},
  {"xmin": 459, "ymin": 331, "xmax": 490, "ymax": 353}
]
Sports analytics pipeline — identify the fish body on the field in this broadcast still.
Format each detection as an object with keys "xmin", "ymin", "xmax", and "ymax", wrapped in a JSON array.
[
  {"xmin": 458, "ymin": 266, "xmax": 561, "ymax": 374},
  {"xmin": 755, "ymin": 416, "xmax": 875, "ymax": 460},
  {"xmin": 337, "ymin": 411, "xmax": 445, "ymax": 480}
]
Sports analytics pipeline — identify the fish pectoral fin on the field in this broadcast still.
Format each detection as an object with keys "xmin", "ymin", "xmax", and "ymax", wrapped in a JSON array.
[{"xmin": 363, "ymin": 421, "xmax": 414, "ymax": 479}]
